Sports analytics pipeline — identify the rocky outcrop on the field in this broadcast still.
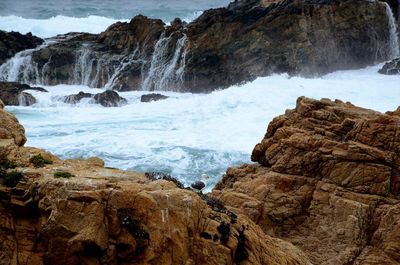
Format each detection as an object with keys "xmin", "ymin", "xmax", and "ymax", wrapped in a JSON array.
[
  {"xmin": 0, "ymin": 96, "xmax": 311, "ymax": 265},
  {"xmin": 63, "ymin": 91, "xmax": 94, "ymax": 104},
  {"xmin": 213, "ymin": 97, "xmax": 400, "ymax": 264},
  {"xmin": 140, "ymin": 93, "xmax": 169, "ymax": 102},
  {"xmin": 92, "ymin": 90, "xmax": 127, "ymax": 107},
  {"xmin": 379, "ymin": 58, "xmax": 400, "ymax": 75},
  {"xmin": 0, "ymin": 0, "xmax": 395, "ymax": 92},
  {"xmin": 0, "ymin": 31, "xmax": 43, "ymax": 65},
  {"xmin": 0, "ymin": 101, "xmax": 26, "ymax": 146},
  {"xmin": 0, "ymin": 82, "xmax": 47, "ymax": 106}
]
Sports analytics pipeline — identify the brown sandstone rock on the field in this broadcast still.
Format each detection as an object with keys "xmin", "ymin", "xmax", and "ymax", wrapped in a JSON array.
[
  {"xmin": 213, "ymin": 97, "xmax": 400, "ymax": 264},
  {"xmin": 0, "ymin": 102, "xmax": 310, "ymax": 264}
]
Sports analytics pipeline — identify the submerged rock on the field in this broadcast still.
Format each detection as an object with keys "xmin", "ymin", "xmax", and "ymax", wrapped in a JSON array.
[
  {"xmin": 0, "ymin": 104, "xmax": 311, "ymax": 265},
  {"xmin": 0, "ymin": 82, "xmax": 47, "ymax": 106},
  {"xmin": 1, "ymin": 0, "xmax": 394, "ymax": 93},
  {"xmin": 213, "ymin": 97, "xmax": 400, "ymax": 264},
  {"xmin": 140, "ymin": 93, "xmax": 169, "ymax": 102},
  {"xmin": 0, "ymin": 30, "xmax": 43, "ymax": 65},
  {"xmin": 63, "ymin": 91, "xmax": 94, "ymax": 104},
  {"xmin": 92, "ymin": 90, "xmax": 127, "ymax": 107},
  {"xmin": 379, "ymin": 58, "xmax": 400, "ymax": 75}
]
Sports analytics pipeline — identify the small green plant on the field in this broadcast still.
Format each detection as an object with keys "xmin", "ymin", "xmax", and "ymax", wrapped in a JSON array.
[
  {"xmin": 54, "ymin": 171, "xmax": 75, "ymax": 179},
  {"xmin": 0, "ymin": 170, "xmax": 24, "ymax": 187},
  {"xmin": 30, "ymin": 154, "xmax": 52, "ymax": 168},
  {"xmin": 0, "ymin": 158, "xmax": 16, "ymax": 169}
]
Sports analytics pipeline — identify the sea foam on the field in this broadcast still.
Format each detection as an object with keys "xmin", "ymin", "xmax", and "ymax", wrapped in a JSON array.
[
  {"xmin": 0, "ymin": 11, "xmax": 204, "ymax": 39},
  {"xmin": 6, "ymin": 64, "xmax": 400, "ymax": 190}
]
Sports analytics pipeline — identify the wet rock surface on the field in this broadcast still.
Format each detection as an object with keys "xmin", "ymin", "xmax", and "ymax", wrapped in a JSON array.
[
  {"xmin": 379, "ymin": 58, "xmax": 400, "ymax": 75},
  {"xmin": 0, "ymin": 30, "xmax": 43, "ymax": 65},
  {"xmin": 1, "ymin": 0, "xmax": 394, "ymax": 92},
  {"xmin": 63, "ymin": 91, "xmax": 94, "ymax": 104},
  {"xmin": 0, "ymin": 82, "xmax": 47, "ymax": 106},
  {"xmin": 0, "ymin": 104, "xmax": 311, "ymax": 265},
  {"xmin": 213, "ymin": 97, "xmax": 400, "ymax": 264},
  {"xmin": 92, "ymin": 90, "xmax": 127, "ymax": 107},
  {"xmin": 140, "ymin": 93, "xmax": 169, "ymax": 102}
]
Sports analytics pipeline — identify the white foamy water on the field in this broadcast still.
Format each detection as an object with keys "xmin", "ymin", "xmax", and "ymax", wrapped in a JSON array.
[
  {"xmin": 6, "ymin": 64, "xmax": 400, "ymax": 189},
  {"xmin": 0, "ymin": 15, "xmax": 127, "ymax": 38},
  {"xmin": 0, "ymin": 12, "xmax": 203, "ymax": 39}
]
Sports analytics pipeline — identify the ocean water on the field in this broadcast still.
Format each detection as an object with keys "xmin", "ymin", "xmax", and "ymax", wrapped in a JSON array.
[
  {"xmin": 0, "ymin": 0, "xmax": 231, "ymax": 38},
  {"xmin": 1, "ymin": 0, "xmax": 400, "ymax": 190},
  {"xmin": 5, "ymin": 65, "xmax": 400, "ymax": 190}
]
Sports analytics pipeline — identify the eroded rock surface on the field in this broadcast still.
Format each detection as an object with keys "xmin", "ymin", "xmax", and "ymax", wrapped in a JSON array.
[
  {"xmin": 213, "ymin": 97, "xmax": 400, "ymax": 264},
  {"xmin": 1, "ymin": 0, "xmax": 394, "ymax": 92},
  {"xmin": 0, "ymin": 100, "xmax": 310, "ymax": 264}
]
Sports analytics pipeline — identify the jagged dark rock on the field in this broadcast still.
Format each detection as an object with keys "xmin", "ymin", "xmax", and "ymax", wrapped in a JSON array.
[
  {"xmin": 2, "ymin": 0, "xmax": 394, "ymax": 93},
  {"xmin": 63, "ymin": 91, "xmax": 94, "ymax": 104},
  {"xmin": 140, "ymin": 93, "xmax": 169, "ymax": 102},
  {"xmin": 191, "ymin": 181, "xmax": 206, "ymax": 190},
  {"xmin": 0, "ymin": 82, "xmax": 47, "ymax": 106},
  {"xmin": 379, "ymin": 58, "xmax": 400, "ymax": 75},
  {"xmin": 0, "ymin": 30, "xmax": 43, "ymax": 65},
  {"xmin": 92, "ymin": 90, "xmax": 127, "ymax": 107}
]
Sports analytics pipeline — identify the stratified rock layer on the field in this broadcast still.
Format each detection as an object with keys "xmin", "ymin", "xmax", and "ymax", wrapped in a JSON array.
[
  {"xmin": 0, "ymin": 100, "xmax": 310, "ymax": 264},
  {"xmin": 213, "ymin": 97, "xmax": 400, "ymax": 264}
]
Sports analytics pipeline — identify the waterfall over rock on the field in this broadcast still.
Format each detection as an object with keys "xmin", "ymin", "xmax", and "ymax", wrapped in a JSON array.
[
  {"xmin": 384, "ymin": 2, "xmax": 400, "ymax": 59},
  {"xmin": 0, "ymin": 1, "xmax": 398, "ymax": 92},
  {"xmin": 142, "ymin": 33, "xmax": 188, "ymax": 91}
]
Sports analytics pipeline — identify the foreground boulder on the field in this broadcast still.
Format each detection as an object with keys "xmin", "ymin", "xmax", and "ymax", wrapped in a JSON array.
[
  {"xmin": 213, "ymin": 97, "xmax": 400, "ymax": 264},
  {"xmin": 0, "ymin": 0, "xmax": 395, "ymax": 92},
  {"xmin": 92, "ymin": 90, "xmax": 127, "ymax": 107},
  {"xmin": 0, "ymin": 30, "xmax": 43, "ymax": 65},
  {"xmin": 0, "ymin": 95, "xmax": 311, "ymax": 265},
  {"xmin": 0, "ymin": 82, "xmax": 47, "ymax": 106},
  {"xmin": 379, "ymin": 58, "xmax": 400, "ymax": 75}
]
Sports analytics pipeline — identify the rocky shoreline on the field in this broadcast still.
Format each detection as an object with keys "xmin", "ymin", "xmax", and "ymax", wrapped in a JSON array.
[
  {"xmin": 0, "ymin": 96, "xmax": 399, "ymax": 264},
  {"xmin": 0, "ymin": 0, "xmax": 399, "ymax": 93},
  {"xmin": 0, "ymin": 97, "xmax": 312, "ymax": 265}
]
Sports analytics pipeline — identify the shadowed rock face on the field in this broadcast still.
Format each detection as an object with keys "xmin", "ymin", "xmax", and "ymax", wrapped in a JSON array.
[
  {"xmin": 92, "ymin": 90, "xmax": 127, "ymax": 107},
  {"xmin": 0, "ymin": 31, "xmax": 44, "ymax": 65},
  {"xmin": 0, "ymin": 82, "xmax": 47, "ymax": 106},
  {"xmin": 213, "ymin": 97, "xmax": 400, "ymax": 264},
  {"xmin": 0, "ymin": 102, "xmax": 311, "ymax": 265},
  {"xmin": 1, "ymin": 0, "xmax": 395, "ymax": 92},
  {"xmin": 379, "ymin": 58, "xmax": 400, "ymax": 75}
]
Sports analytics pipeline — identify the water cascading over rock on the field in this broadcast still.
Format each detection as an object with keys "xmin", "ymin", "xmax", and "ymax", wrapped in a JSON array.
[
  {"xmin": 384, "ymin": 2, "xmax": 400, "ymax": 59},
  {"xmin": 0, "ymin": 0, "xmax": 399, "ymax": 92}
]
